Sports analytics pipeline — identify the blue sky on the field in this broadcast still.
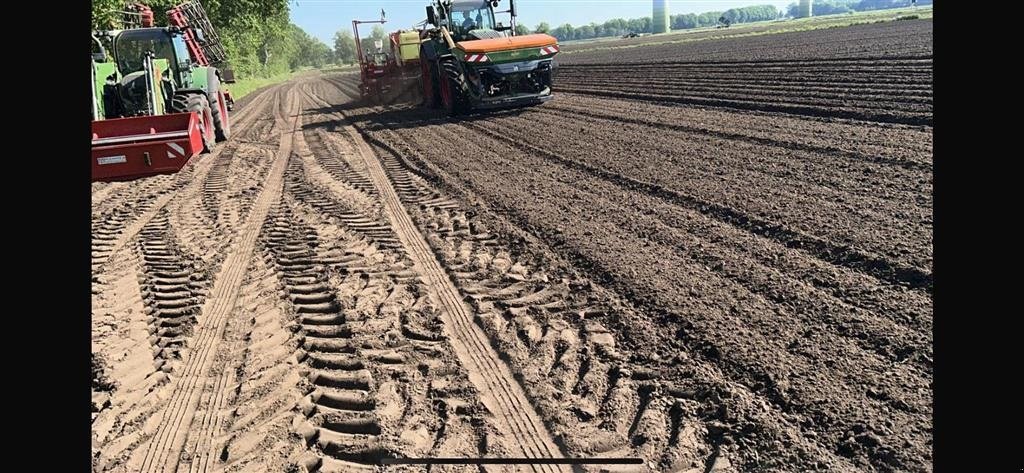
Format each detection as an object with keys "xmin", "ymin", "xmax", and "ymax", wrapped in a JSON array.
[{"xmin": 289, "ymin": 0, "xmax": 794, "ymax": 45}]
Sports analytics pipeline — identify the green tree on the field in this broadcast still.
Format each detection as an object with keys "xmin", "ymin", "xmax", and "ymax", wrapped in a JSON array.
[
  {"xmin": 551, "ymin": 23, "xmax": 574, "ymax": 41},
  {"xmin": 697, "ymin": 11, "xmax": 722, "ymax": 26},
  {"xmin": 287, "ymin": 25, "xmax": 332, "ymax": 70},
  {"xmin": 91, "ymin": 0, "xmax": 123, "ymax": 30},
  {"xmin": 672, "ymin": 13, "xmax": 698, "ymax": 29},
  {"xmin": 535, "ymin": 22, "xmax": 550, "ymax": 34},
  {"xmin": 333, "ymin": 30, "xmax": 357, "ymax": 65},
  {"xmin": 575, "ymin": 24, "xmax": 595, "ymax": 40},
  {"xmin": 370, "ymin": 25, "xmax": 387, "ymax": 40},
  {"xmin": 91, "ymin": 0, "xmax": 339, "ymax": 79},
  {"xmin": 515, "ymin": 24, "xmax": 531, "ymax": 36}
]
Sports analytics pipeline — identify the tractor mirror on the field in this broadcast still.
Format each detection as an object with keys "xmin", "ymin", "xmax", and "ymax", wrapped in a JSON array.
[
  {"xmin": 426, "ymin": 6, "xmax": 436, "ymax": 25},
  {"xmin": 381, "ymin": 9, "xmax": 386, "ymax": 21},
  {"xmin": 194, "ymin": 28, "xmax": 207, "ymax": 44}
]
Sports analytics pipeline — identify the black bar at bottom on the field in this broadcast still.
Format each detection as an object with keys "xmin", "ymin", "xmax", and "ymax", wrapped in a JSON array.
[{"xmin": 379, "ymin": 458, "xmax": 644, "ymax": 465}]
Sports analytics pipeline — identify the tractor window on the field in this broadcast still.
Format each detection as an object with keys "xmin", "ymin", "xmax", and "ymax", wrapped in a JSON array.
[
  {"xmin": 172, "ymin": 36, "xmax": 191, "ymax": 69},
  {"xmin": 115, "ymin": 30, "xmax": 177, "ymax": 74},
  {"xmin": 450, "ymin": 0, "xmax": 495, "ymax": 39}
]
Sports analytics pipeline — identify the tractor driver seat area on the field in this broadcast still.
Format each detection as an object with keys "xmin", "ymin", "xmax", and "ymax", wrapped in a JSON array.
[
  {"xmin": 119, "ymin": 71, "xmax": 151, "ymax": 114},
  {"xmin": 450, "ymin": 1, "xmax": 497, "ymax": 41}
]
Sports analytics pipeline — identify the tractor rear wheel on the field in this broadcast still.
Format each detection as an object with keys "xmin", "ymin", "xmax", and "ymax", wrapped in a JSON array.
[
  {"xmin": 207, "ymin": 70, "xmax": 230, "ymax": 142},
  {"xmin": 421, "ymin": 58, "xmax": 440, "ymax": 108},
  {"xmin": 439, "ymin": 60, "xmax": 465, "ymax": 117},
  {"xmin": 173, "ymin": 93, "xmax": 215, "ymax": 154}
]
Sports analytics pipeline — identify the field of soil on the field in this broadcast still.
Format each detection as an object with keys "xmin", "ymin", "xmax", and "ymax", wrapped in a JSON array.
[{"xmin": 92, "ymin": 18, "xmax": 932, "ymax": 472}]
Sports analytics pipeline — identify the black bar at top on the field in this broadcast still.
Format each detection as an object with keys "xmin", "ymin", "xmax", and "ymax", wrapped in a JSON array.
[{"xmin": 378, "ymin": 458, "xmax": 644, "ymax": 465}]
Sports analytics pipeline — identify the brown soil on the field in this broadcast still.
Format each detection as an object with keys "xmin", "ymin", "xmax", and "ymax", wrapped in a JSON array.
[{"xmin": 92, "ymin": 20, "xmax": 932, "ymax": 473}]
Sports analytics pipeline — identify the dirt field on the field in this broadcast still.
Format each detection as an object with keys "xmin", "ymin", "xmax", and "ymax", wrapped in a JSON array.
[{"xmin": 92, "ymin": 19, "xmax": 932, "ymax": 472}]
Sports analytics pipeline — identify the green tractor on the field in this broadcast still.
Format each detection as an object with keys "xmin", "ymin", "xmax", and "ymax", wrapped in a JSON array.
[
  {"xmin": 92, "ymin": 1, "xmax": 233, "ymax": 181},
  {"xmin": 419, "ymin": 0, "xmax": 560, "ymax": 115}
]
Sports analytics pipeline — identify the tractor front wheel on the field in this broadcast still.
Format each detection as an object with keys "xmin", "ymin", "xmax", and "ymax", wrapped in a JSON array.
[
  {"xmin": 173, "ymin": 93, "xmax": 215, "ymax": 154},
  {"xmin": 207, "ymin": 70, "xmax": 231, "ymax": 142},
  {"xmin": 215, "ymin": 90, "xmax": 231, "ymax": 141}
]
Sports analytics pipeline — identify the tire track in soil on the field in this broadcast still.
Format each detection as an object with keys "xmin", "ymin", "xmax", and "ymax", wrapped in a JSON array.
[
  {"xmin": 304, "ymin": 89, "xmax": 568, "ymax": 471},
  {"xmin": 322, "ymin": 77, "xmax": 851, "ymax": 471},
  {"xmin": 130, "ymin": 84, "xmax": 301, "ymax": 473},
  {"xmin": 92, "ymin": 174, "xmax": 187, "ymax": 274},
  {"xmin": 92, "ymin": 87, "xmax": 280, "ymax": 437},
  {"xmin": 260, "ymin": 202, "xmax": 402, "ymax": 470},
  {"xmin": 174, "ymin": 133, "xmax": 283, "ymax": 473},
  {"xmin": 92, "ymin": 84, "xmax": 295, "ymax": 472},
  {"xmin": 356, "ymin": 119, "xmax": 843, "ymax": 468},
  {"xmin": 354, "ymin": 118, "xmax": 871, "ymax": 471},
  {"xmin": 286, "ymin": 160, "xmax": 403, "ymax": 251},
  {"xmin": 264, "ymin": 200, "xmax": 492, "ymax": 471},
  {"xmin": 329, "ymin": 71, "xmax": 929, "ymax": 471},
  {"xmin": 214, "ymin": 112, "xmax": 502, "ymax": 471},
  {"xmin": 204, "ymin": 239, "xmax": 300, "ymax": 473},
  {"xmin": 136, "ymin": 211, "xmax": 212, "ymax": 373},
  {"xmin": 139, "ymin": 89, "xmax": 287, "ymax": 472}
]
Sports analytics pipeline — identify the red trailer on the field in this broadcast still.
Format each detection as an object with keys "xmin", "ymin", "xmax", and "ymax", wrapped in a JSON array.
[{"xmin": 352, "ymin": 10, "xmax": 423, "ymax": 104}]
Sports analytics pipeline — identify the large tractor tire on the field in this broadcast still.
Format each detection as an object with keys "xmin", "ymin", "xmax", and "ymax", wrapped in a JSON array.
[
  {"xmin": 173, "ymin": 93, "xmax": 215, "ymax": 154},
  {"xmin": 421, "ymin": 56, "xmax": 440, "ymax": 109},
  {"xmin": 206, "ymin": 69, "xmax": 231, "ymax": 142},
  {"xmin": 439, "ymin": 59, "xmax": 466, "ymax": 117}
]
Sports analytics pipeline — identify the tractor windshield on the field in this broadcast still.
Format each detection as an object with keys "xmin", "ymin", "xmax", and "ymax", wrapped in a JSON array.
[
  {"xmin": 114, "ymin": 29, "xmax": 177, "ymax": 74},
  {"xmin": 449, "ymin": 0, "xmax": 495, "ymax": 40}
]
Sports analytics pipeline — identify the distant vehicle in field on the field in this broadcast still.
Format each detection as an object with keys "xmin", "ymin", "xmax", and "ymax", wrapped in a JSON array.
[
  {"xmin": 352, "ymin": 10, "xmax": 424, "ymax": 104},
  {"xmin": 622, "ymin": 32, "xmax": 640, "ymax": 38},
  {"xmin": 418, "ymin": 0, "xmax": 560, "ymax": 115}
]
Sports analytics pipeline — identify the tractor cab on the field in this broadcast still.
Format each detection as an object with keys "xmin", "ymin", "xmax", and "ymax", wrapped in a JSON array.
[
  {"xmin": 447, "ymin": 0, "xmax": 500, "ymax": 41},
  {"xmin": 102, "ymin": 28, "xmax": 187, "ymax": 118},
  {"xmin": 113, "ymin": 28, "xmax": 193, "ymax": 87}
]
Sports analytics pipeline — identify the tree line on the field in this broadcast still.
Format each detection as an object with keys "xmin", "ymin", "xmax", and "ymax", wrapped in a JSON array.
[
  {"xmin": 519, "ymin": 0, "xmax": 930, "ymax": 42},
  {"xmin": 522, "ymin": 5, "xmax": 783, "ymax": 42},
  {"xmin": 789, "ymin": 0, "xmax": 932, "ymax": 17},
  {"xmin": 91, "ymin": 0, "xmax": 334, "ymax": 79}
]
